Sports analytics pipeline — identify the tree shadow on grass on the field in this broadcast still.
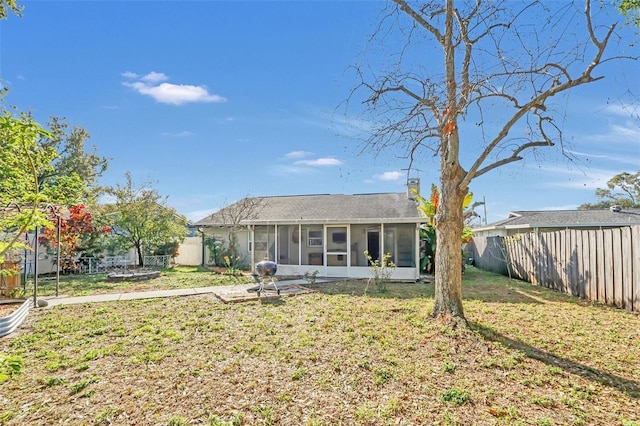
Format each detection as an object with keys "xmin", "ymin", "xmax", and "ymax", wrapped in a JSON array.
[{"xmin": 472, "ymin": 322, "xmax": 640, "ymax": 399}]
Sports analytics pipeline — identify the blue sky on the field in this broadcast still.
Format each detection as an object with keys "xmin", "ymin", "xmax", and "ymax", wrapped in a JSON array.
[{"xmin": 1, "ymin": 1, "xmax": 639, "ymax": 224}]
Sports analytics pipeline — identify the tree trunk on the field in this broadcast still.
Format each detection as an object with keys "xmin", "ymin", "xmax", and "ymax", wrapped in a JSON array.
[
  {"xmin": 432, "ymin": 163, "xmax": 467, "ymax": 327},
  {"xmin": 135, "ymin": 243, "xmax": 144, "ymax": 267}
]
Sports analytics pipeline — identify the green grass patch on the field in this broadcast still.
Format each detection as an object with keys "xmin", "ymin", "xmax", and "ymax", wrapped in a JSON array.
[
  {"xmin": 31, "ymin": 268, "xmax": 253, "ymax": 297},
  {"xmin": 1, "ymin": 267, "xmax": 639, "ymax": 424}
]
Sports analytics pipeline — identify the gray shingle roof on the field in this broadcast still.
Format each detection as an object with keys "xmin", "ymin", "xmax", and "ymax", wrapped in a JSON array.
[
  {"xmin": 475, "ymin": 208, "xmax": 640, "ymax": 231},
  {"xmin": 195, "ymin": 193, "xmax": 423, "ymax": 226}
]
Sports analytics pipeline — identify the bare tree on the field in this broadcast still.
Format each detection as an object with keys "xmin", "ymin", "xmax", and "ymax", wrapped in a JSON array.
[
  {"xmin": 349, "ymin": 0, "xmax": 637, "ymax": 327},
  {"xmin": 203, "ymin": 196, "xmax": 266, "ymax": 267}
]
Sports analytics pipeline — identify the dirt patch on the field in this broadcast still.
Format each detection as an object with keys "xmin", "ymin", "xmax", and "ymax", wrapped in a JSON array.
[{"xmin": 0, "ymin": 300, "xmax": 23, "ymax": 317}]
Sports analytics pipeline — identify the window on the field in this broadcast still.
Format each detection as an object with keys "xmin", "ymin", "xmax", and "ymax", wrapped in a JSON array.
[
  {"xmin": 308, "ymin": 230, "xmax": 323, "ymax": 246},
  {"xmin": 332, "ymin": 232, "xmax": 347, "ymax": 244}
]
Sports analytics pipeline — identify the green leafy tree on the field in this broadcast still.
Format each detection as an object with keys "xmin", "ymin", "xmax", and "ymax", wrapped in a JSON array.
[
  {"xmin": 579, "ymin": 171, "xmax": 640, "ymax": 209},
  {"xmin": 1, "ymin": 0, "xmax": 56, "ymax": 270},
  {"xmin": 350, "ymin": 1, "xmax": 635, "ymax": 326},
  {"xmin": 0, "ymin": 0, "xmax": 21, "ymax": 19},
  {"xmin": 414, "ymin": 185, "xmax": 479, "ymax": 273},
  {"xmin": 102, "ymin": 173, "xmax": 188, "ymax": 267},
  {"xmin": 0, "ymin": 110, "xmax": 55, "ymax": 259},
  {"xmin": 617, "ymin": 0, "xmax": 640, "ymax": 26},
  {"xmin": 37, "ymin": 117, "xmax": 109, "ymax": 205}
]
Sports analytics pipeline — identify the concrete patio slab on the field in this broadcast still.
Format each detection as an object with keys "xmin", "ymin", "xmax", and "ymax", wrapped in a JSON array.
[{"xmin": 211, "ymin": 282, "xmax": 316, "ymax": 303}]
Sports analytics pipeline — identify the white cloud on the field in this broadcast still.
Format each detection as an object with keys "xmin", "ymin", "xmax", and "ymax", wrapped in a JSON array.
[
  {"xmin": 602, "ymin": 103, "xmax": 639, "ymax": 118},
  {"xmin": 294, "ymin": 157, "xmax": 343, "ymax": 167},
  {"xmin": 331, "ymin": 113, "xmax": 374, "ymax": 137},
  {"xmin": 373, "ymin": 171, "xmax": 403, "ymax": 182},
  {"xmin": 141, "ymin": 71, "xmax": 168, "ymax": 84},
  {"xmin": 609, "ymin": 123, "xmax": 640, "ymax": 142},
  {"xmin": 271, "ymin": 165, "xmax": 310, "ymax": 175},
  {"xmin": 285, "ymin": 150, "xmax": 313, "ymax": 159},
  {"xmin": 567, "ymin": 149, "xmax": 640, "ymax": 167},
  {"xmin": 121, "ymin": 71, "xmax": 139, "ymax": 79},
  {"xmin": 122, "ymin": 71, "xmax": 227, "ymax": 106},
  {"xmin": 162, "ymin": 130, "xmax": 193, "ymax": 138},
  {"xmin": 537, "ymin": 165, "xmax": 614, "ymax": 190}
]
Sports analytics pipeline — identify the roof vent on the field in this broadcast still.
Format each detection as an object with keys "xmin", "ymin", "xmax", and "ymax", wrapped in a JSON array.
[{"xmin": 609, "ymin": 205, "xmax": 622, "ymax": 212}]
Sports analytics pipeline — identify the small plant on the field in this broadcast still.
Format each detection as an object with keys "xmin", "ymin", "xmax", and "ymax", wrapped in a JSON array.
[
  {"xmin": 8, "ymin": 287, "xmax": 25, "ymax": 299},
  {"xmin": 440, "ymin": 388, "xmax": 471, "ymax": 405},
  {"xmin": 253, "ymin": 405, "xmax": 275, "ymax": 425},
  {"xmin": 208, "ymin": 413, "xmax": 242, "ymax": 426},
  {"xmin": 206, "ymin": 239, "xmax": 224, "ymax": 266},
  {"xmin": 0, "ymin": 354, "xmax": 23, "ymax": 382},
  {"xmin": 374, "ymin": 368, "xmax": 394, "ymax": 385},
  {"xmin": 442, "ymin": 361, "xmax": 457, "ymax": 373},
  {"xmin": 291, "ymin": 367, "xmax": 307, "ymax": 381},
  {"xmin": 223, "ymin": 255, "xmax": 242, "ymax": 276},
  {"xmin": 304, "ymin": 270, "xmax": 319, "ymax": 285},
  {"xmin": 167, "ymin": 416, "xmax": 187, "ymax": 426},
  {"xmin": 69, "ymin": 376, "xmax": 100, "ymax": 396},
  {"xmin": 95, "ymin": 406, "xmax": 119, "ymax": 425},
  {"xmin": 443, "ymin": 410, "xmax": 462, "ymax": 426},
  {"xmin": 364, "ymin": 250, "xmax": 396, "ymax": 292},
  {"xmin": 41, "ymin": 376, "xmax": 66, "ymax": 388},
  {"xmin": 532, "ymin": 395, "xmax": 555, "ymax": 408}
]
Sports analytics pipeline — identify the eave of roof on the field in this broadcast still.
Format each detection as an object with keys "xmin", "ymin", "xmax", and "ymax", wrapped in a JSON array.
[
  {"xmin": 195, "ymin": 192, "xmax": 424, "ymax": 227},
  {"xmin": 473, "ymin": 209, "xmax": 640, "ymax": 231},
  {"xmin": 242, "ymin": 217, "xmax": 423, "ymax": 225}
]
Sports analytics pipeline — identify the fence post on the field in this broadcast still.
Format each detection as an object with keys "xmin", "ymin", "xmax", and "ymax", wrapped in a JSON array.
[{"xmin": 632, "ymin": 226, "xmax": 640, "ymax": 312}]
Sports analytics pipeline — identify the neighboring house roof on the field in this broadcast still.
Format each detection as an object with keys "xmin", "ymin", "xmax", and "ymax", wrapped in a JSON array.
[
  {"xmin": 473, "ymin": 208, "xmax": 640, "ymax": 232},
  {"xmin": 195, "ymin": 193, "xmax": 423, "ymax": 227}
]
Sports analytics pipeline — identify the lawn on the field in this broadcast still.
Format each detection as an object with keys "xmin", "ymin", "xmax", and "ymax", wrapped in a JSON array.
[
  {"xmin": 32, "ymin": 266, "xmax": 255, "ymax": 297},
  {"xmin": 1, "ymin": 267, "xmax": 639, "ymax": 425}
]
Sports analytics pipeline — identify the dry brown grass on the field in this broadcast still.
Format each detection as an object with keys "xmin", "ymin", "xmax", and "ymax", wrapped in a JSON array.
[{"xmin": 1, "ymin": 267, "xmax": 639, "ymax": 425}]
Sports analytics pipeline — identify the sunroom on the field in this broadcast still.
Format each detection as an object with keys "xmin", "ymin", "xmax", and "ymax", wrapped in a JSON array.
[{"xmin": 194, "ymin": 189, "xmax": 424, "ymax": 281}]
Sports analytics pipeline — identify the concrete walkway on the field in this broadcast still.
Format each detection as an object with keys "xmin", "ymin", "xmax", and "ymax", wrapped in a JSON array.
[{"xmin": 40, "ymin": 279, "xmax": 325, "ymax": 307}]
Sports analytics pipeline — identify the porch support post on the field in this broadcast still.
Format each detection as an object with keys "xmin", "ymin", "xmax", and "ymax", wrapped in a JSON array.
[
  {"xmin": 347, "ymin": 224, "xmax": 351, "ymax": 276},
  {"xmin": 415, "ymin": 222, "xmax": 421, "ymax": 280},
  {"xmin": 380, "ymin": 223, "xmax": 385, "ymax": 261},
  {"xmin": 298, "ymin": 224, "xmax": 302, "ymax": 266},
  {"xmin": 249, "ymin": 225, "xmax": 255, "ymax": 273},
  {"xmin": 274, "ymin": 224, "xmax": 278, "ymax": 263}
]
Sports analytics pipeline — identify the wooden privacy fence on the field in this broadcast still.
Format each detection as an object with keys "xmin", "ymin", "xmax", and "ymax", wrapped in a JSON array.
[{"xmin": 468, "ymin": 225, "xmax": 640, "ymax": 312}]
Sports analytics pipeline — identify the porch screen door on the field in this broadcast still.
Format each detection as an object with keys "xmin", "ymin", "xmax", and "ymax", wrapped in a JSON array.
[{"xmin": 326, "ymin": 226, "xmax": 348, "ymax": 275}]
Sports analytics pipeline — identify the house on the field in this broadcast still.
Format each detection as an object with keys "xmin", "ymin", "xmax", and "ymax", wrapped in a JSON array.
[
  {"xmin": 194, "ymin": 183, "xmax": 425, "ymax": 281},
  {"xmin": 472, "ymin": 207, "xmax": 640, "ymax": 237}
]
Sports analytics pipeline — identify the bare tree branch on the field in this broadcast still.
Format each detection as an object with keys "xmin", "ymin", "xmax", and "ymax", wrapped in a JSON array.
[{"xmin": 346, "ymin": 0, "xmax": 637, "ymax": 321}]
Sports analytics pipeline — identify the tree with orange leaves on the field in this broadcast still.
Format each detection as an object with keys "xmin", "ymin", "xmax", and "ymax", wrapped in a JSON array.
[{"xmin": 38, "ymin": 204, "xmax": 109, "ymax": 272}]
